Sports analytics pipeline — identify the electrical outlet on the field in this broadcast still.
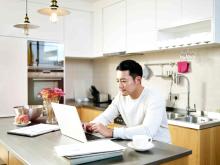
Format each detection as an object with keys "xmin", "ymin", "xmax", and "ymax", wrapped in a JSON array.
[{"xmin": 171, "ymin": 93, "xmax": 179, "ymax": 100}]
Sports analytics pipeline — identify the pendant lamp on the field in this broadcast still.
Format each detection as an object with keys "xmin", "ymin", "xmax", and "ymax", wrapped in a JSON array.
[
  {"xmin": 14, "ymin": 0, "xmax": 39, "ymax": 35},
  {"xmin": 38, "ymin": 0, "xmax": 70, "ymax": 23}
]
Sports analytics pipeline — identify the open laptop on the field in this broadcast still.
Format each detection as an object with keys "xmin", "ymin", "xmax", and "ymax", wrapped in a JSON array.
[{"xmin": 51, "ymin": 103, "xmax": 102, "ymax": 143}]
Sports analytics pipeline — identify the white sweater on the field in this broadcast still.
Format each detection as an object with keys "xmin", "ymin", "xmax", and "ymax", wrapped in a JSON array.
[{"xmin": 92, "ymin": 87, "xmax": 171, "ymax": 143}]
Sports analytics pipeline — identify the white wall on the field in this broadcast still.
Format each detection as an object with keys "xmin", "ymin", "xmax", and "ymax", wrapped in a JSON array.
[{"xmin": 65, "ymin": 58, "xmax": 93, "ymax": 100}]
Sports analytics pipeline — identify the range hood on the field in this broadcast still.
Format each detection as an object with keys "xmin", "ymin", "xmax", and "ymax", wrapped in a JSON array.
[{"xmin": 103, "ymin": 51, "xmax": 143, "ymax": 56}]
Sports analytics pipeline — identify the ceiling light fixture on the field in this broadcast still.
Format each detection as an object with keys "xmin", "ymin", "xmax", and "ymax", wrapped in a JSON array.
[
  {"xmin": 13, "ymin": 0, "xmax": 39, "ymax": 35},
  {"xmin": 38, "ymin": 0, "xmax": 70, "ymax": 23}
]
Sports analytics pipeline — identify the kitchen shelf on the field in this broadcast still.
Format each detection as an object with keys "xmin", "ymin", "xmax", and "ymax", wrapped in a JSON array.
[{"xmin": 157, "ymin": 19, "xmax": 213, "ymax": 49}]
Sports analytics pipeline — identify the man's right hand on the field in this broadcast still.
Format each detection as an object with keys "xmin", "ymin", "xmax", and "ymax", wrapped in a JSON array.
[{"xmin": 83, "ymin": 123, "xmax": 95, "ymax": 133}]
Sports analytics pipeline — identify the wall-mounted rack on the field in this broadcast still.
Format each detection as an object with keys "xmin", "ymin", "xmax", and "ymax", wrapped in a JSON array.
[{"xmin": 144, "ymin": 62, "xmax": 176, "ymax": 66}]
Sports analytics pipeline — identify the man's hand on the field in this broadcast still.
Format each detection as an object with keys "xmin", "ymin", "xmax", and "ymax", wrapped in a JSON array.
[
  {"xmin": 83, "ymin": 123, "xmax": 95, "ymax": 133},
  {"xmin": 91, "ymin": 123, "xmax": 113, "ymax": 138}
]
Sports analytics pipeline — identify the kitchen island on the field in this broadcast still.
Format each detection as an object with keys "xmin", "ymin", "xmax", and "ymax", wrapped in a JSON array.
[{"xmin": 0, "ymin": 117, "xmax": 191, "ymax": 165}]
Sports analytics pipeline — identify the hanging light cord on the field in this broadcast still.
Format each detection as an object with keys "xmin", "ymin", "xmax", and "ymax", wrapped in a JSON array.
[{"xmin": 26, "ymin": 0, "xmax": 27, "ymax": 15}]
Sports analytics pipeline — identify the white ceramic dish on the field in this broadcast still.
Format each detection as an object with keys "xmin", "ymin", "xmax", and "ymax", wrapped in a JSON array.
[
  {"xmin": 14, "ymin": 121, "xmax": 31, "ymax": 127},
  {"xmin": 127, "ymin": 142, "xmax": 154, "ymax": 151}
]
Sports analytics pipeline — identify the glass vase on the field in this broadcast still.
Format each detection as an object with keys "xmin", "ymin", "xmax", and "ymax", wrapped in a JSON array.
[{"xmin": 43, "ymin": 99, "xmax": 58, "ymax": 124}]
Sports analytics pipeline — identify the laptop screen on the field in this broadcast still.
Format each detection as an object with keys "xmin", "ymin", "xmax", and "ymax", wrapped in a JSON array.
[{"xmin": 52, "ymin": 103, "xmax": 88, "ymax": 143}]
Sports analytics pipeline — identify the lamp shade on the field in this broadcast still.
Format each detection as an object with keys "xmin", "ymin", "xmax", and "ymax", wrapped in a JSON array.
[
  {"xmin": 13, "ymin": 0, "xmax": 39, "ymax": 35},
  {"xmin": 38, "ymin": 0, "xmax": 70, "ymax": 23}
]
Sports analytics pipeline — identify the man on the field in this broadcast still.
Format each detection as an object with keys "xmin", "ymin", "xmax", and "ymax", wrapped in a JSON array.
[{"xmin": 84, "ymin": 60, "xmax": 171, "ymax": 143}]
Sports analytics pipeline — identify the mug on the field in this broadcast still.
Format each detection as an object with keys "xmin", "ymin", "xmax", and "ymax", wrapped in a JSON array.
[{"xmin": 132, "ymin": 135, "xmax": 152, "ymax": 148}]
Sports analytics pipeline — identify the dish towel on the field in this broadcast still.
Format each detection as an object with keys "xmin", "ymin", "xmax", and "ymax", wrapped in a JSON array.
[{"xmin": 177, "ymin": 61, "xmax": 190, "ymax": 73}]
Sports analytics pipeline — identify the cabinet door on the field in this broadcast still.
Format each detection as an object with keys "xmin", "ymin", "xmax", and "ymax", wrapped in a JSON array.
[
  {"xmin": 9, "ymin": 152, "xmax": 24, "ymax": 165},
  {"xmin": 182, "ymin": 0, "xmax": 213, "ymax": 23},
  {"xmin": 103, "ymin": 1, "xmax": 126, "ymax": 54},
  {"xmin": 80, "ymin": 107, "xmax": 102, "ymax": 123},
  {"xmin": 157, "ymin": 0, "xmax": 182, "ymax": 28},
  {"xmin": 0, "ymin": 143, "xmax": 8, "ymax": 164},
  {"xmin": 169, "ymin": 125, "xmax": 199, "ymax": 165},
  {"xmin": 64, "ymin": 10, "xmax": 92, "ymax": 57},
  {"xmin": 0, "ymin": 37, "xmax": 27, "ymax": 117},
  {"xmin": 127, "ymin": 0, "xmax": 157, "ymax": 53}
]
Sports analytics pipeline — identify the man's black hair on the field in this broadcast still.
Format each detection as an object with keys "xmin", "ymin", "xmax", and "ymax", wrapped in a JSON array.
[{"xmin": 116, "ymin": 60, "xmax": 143, "ymax": 79}]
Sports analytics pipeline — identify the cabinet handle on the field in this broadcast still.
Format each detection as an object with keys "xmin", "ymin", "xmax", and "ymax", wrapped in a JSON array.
[{"xmin": 32, "ymin": 78, "xmax": 62, "ymax": 81}]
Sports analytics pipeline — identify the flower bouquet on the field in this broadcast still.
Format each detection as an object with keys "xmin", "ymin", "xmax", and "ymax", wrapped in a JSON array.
[{"xmin": 39, "ymin": 88, "xmax": 64, "ymax": 124}]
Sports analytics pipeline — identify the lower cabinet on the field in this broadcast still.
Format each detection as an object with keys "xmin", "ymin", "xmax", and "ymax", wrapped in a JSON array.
[
  {"xmin": 78, "ymin": 107, "xmax": 102, "ymax": 123},
  {"xmin": 8, "ymin": 153, "xmax": 23, "ymax": 165},
  {"xmin": 77, "ymin": 107, "xmax": 118, "ymax": 128},
  {"xmin": 0, "ymin": 143, "xmax": 23, "ymax": 165},
  {"xmin": 169, "ymin": 125, "xmax": 220, "ymax": 165},
  {"xmin": 0, "ymin": 143, "xmax": 8, "ymax": 165}
]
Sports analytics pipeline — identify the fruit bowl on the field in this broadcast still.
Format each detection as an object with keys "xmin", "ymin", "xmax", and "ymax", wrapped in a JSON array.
[{"xmin": 14, "ymin": 105, "xmax": 43, "ymax": 121}]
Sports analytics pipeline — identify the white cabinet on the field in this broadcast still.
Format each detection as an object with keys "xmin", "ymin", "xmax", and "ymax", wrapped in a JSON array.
[
  {"xmin": 182, "ymin": 0, "xmax": 213, "ymax": 24},
  {"xmin": 157, "ymin": 0, "xmax": 220, "ymax": 49},
  {"xmin": 103, "ymin": 1, "xmax": 126, "ymax": 54},
  {"xmin": 157, "ymin": 0, "xmax": 182, "ymax": 29},
  {"xmin": 93, "ymin": 7, "xmax": 103, "ymax": 57},
  {"xmin": 126, "ymin": 0, "xmax": 157, "ymax": 53},
  {"xmin": 64, "ymin": 10, "xmax": 93, "ymax": 58},
  {"xmin": 0, "ymin": 37, "xmax": 27, "ymax": 117},
  {"xmin": 157, "ymin": 0, "xmax": 212, "ymax": 29}
]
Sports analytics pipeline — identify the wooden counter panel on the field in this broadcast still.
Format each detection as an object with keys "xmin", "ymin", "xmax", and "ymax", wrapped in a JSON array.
[
  {"xmin": 169, "ymin": 125, "xmax": 220, "ymax": 165},
  {"xmin": 0, "ymin": 143, "xmax": 8, "ymax": 165},
  {"xmin": 79, "ymin": 107, "xmax": 102, "ymax": 123},
  {"xmin": 8, "ymin": 153, "xmax": 23, "ymax": 165},
  {"xmin": 161, "ymin": 155, "xmax": 190, "ymax": 165}
]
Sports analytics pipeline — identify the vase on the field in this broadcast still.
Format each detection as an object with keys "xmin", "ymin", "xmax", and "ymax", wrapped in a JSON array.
[{"xmin": 43, "ymin": 99, "xmax": 58, "ymax": 124}]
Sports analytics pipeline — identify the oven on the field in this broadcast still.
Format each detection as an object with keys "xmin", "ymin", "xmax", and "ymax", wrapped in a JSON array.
[{"xmin": 28, "ymin": 70, "xmax": 64, "ymax": 105}]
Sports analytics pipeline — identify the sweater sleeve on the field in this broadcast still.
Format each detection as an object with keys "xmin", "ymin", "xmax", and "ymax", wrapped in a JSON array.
[
  {"xmin": 113, "ymin": 92, "xmax": 166, "ymax": 139},
  {"xmin": 91, "ymin": 95, "xmax": 120, "ymax": 126}
]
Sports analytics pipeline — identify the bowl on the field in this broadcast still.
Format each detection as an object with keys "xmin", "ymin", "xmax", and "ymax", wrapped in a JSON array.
[{"xmin": 14, "ymin": 105, "xmax": 43, "ymax": 121}]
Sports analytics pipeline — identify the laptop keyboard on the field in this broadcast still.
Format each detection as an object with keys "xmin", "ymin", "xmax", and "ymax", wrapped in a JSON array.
[{"xmin": 85, "ymin": 132, "xmax": 101, "ymax": 140}]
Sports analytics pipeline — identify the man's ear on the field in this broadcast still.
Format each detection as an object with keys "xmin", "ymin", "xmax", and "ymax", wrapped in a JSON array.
[{"xmin": 135, "ymin": 76, "xmax": 142, "ymax": 84}]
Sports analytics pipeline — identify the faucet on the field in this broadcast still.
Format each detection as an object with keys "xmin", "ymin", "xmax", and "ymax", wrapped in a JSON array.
[{"xmin": 174, "ymin": 74, "xmax": 196, "ymax": 116}]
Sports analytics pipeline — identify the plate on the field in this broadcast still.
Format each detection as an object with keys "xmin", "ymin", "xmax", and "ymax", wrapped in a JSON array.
[
  {"xmin": 14, "ymin": 121, "xmax": 31, "ymax": 127},
  {"xmin": 127, "ymin": 142, "xmax": 154, "ymax": 151}
]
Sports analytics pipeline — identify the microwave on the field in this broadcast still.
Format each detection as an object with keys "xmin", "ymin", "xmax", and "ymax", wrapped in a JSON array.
[{"xmin": 28, "ymin": 40, "xmax": 64, "ymax": 69}]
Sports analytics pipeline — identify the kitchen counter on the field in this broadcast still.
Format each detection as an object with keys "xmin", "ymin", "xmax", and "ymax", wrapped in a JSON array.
[
  {"xmin": 66, "ymin": 99, "xmax": 109, "ymax": 111},
  {"xmin": 167, "ymin": 110, "xmax": 220, "ymax": 129},
  {"xmin": 0, "ymin": 117, "xmax": 191, "ymax": 165}
]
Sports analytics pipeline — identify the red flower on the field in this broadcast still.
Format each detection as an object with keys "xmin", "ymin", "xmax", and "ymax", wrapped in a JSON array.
[{"xmin": 39, "ymin": 88, "xmax": 64, "ymax": 101}]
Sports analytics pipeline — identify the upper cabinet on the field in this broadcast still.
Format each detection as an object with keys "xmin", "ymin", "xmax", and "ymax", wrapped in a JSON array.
[
  {"xmin": 182, "ymin": 0, "xmax": 212, "ymax": 24},
  {"xmin": 126, "ymin": 0, "xmax": 157, "ymax": 53},
  {"xmin": 93, "ymin": 0, "xmax": 220, "ymax": 55},
  {"xmin": 64, "ymin": 10, "xmax": 93, "ymax": 58},
  {"xmin": 157, "ymin": 0, "xmax": 182, "ymax": 29},
  {"xmin": 157, "ymin": 0, "xmax": 216, "ymax": 49},
  {"xmin": 102, "ymin": 1, "xmax": 126, "ymax": 54}
]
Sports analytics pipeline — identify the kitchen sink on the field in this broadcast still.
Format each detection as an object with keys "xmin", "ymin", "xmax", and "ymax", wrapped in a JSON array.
[
  {"xmin": 167, "ymin": 112, "xmax": 214, "ymax": 124},
  {"xmin": 174, "ymin": 116, "xmax": 213, "ymax": 124},
  {"xmin": 167, "ymin": 112, "xmax": 184, "ymax": 120},
  {"xmin": 167, "ymin": 111, "xmax": 220, "ymax": 129}
]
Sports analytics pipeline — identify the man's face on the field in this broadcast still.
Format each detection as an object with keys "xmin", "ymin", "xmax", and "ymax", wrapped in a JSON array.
[{"xmin": 116, "ymin": 70, "xmax": 140, "ymax": 96}]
